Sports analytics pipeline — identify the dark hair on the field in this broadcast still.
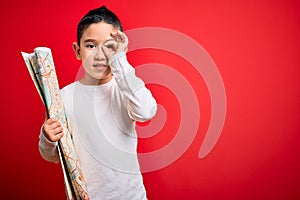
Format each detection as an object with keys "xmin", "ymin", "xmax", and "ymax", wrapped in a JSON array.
[{"xmin": 77, "ymin": 6, "xmax": 123, "ymax": 45}]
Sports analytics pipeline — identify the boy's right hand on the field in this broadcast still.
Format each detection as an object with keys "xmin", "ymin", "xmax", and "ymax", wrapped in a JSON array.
[
  {"xmin": 42, "ymin": 118, "xmax": 64, "ymax": 142},
  {"xmin": 101, "ymin": 30, "xmax": 128, "ymax": 60}
]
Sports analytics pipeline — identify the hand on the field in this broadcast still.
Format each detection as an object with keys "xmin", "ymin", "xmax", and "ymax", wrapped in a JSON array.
[
  {"xmin": 101, "ymin": 30, "xmax": 128, "ymax": 60},
  {"xmin": 42, "ymin": 118, "xmax": 64, "ymax": 142}
]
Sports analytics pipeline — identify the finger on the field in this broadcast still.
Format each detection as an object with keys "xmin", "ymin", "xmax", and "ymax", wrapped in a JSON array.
[
  {"xmin": 49, "ymin": 131, "xmax": 63, "ymax": 142},
  {"xmin": 46, "ymin": 122, "xmax": 61, "ymax": 131},
  {"xmin": 54, "ymin": 126, "xmax": 63, "ymax": 134},
  {"xmin": 110, "ymin": 32, "xmax": 118, "ymax": 42},
  {"xmin": 117, "ymin": 31, "xmax": 128, "ymax": 49},
  {"xmin": 110, "ymin": 32, "xmax": 128, "ymax": 53},
  {"xmin": 101, "ymin": 40, "xmax": 118, "ymax": 59},
  {"xmin": 111, "ymin": 30, "xmax": 123, "ymax": 42},
  {"xmin": 52, "ymin": 121, "xmax": 62, "ymax": 128},
  {"xmin": 55, "ymin": 130, "xmax": 64, "ymax": 138},
  {"xmin": 49, "ymin": 128, "xmax": 63, "ymax": 139},
  {"xmin": 110, "ymin": 30, "xmax": 119, "ymax": 38},
  {"xmin": 47, "ymin": 126, "xmax": 62, "ymax": 136},
  {"xmin": 44, "ymin": 124, "xmax": 62, "ymax": 137},
  {"xmin": 118, "ymin": 30, "xmax": 127, "ymax": 42},
  {"xmin": 101, "ymin": 44, "xmax": 112, "ymax": 60},
  {"xmin": 103, "ymin": 39, "xmax": 118, "ymax": 51},
  {"xmin": 46, "ymin": 118, "xmax": 58, "ymax": 125}
]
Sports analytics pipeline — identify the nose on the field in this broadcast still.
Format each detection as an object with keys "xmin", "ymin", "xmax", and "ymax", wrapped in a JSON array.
[{"xmin": 94, "ymin": 46, "xmax": 106, "ymax": 61}]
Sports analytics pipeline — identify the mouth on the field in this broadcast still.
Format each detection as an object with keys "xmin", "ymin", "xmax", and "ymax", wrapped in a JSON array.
[{"xmin": 92, "ymin": 64, "xmax": 109, "ymax": 69}]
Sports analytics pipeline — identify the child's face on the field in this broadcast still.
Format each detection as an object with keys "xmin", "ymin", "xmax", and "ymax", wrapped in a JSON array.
[{"xmin": 73, "ymin": 22, "xmax": 118, "ymax": 85}]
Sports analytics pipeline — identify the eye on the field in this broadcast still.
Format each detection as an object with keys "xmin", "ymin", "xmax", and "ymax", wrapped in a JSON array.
[
  {"xmin": 106, "ymin": 44, "xmax": 114, "ymax": 49},
  {"xmin": 86, "ymin": 44, "xmax": 96, "ymax": 49},
  {"xmin": 103, "ymin": 40, "xmax": 117, "ymax": 50}
]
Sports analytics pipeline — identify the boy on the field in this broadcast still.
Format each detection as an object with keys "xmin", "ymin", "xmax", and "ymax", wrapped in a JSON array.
[{"xmin": 39, "ymin": 6, "xmax": 157, "ymax": 200}]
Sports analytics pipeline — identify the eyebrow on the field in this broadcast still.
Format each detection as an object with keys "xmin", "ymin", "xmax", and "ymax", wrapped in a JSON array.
[
  {"xmin": 83, "ymin": 39, "xmax": 97, "ymax": 43},
  {"xmin": 83, "ymin": 38, "xmax": 115, "ymax": 44},
  {"xmin": 104, "ymin": 39, "xmax": 115, "ymax": 42}
]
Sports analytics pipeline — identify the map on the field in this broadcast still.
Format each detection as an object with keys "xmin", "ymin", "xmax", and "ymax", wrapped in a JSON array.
[{"xmin": 21, "ymin": 47, "xmax": 89, "ymax": 200}]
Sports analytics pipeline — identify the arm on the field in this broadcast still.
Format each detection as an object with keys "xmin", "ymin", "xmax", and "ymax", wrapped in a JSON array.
[
  {"xmin": 109, "ymin": 52, "xmax": 157, "ymax": 121},
  {"xmin": 102, "ymin": 30, "xmax": 157, "ymax": 122},
  {"xmin": 38, "ymin": 118, "xmax": 63, "ymax": 163}
]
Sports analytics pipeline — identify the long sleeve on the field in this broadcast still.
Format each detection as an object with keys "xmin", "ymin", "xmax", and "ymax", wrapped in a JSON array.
[
  {"xmin": 109, "ymin": 52, "xmax": 157, "ymax": 122},
  {"xmin": 38, "ymin": 127, "xmax": 60, "ymax": 163}
]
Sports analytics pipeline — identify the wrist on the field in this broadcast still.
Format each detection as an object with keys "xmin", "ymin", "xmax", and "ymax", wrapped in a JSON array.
[
  {"xmin": 40, "ymin": 125, "xmax": 57, "ymax": 145},
  {"xmin": 109, "ymin": 51, "xmax": 134, "ymax": 76},
  {"xmin": 109, "ymin": 51, "xmax": 126, "ymax": 65}
]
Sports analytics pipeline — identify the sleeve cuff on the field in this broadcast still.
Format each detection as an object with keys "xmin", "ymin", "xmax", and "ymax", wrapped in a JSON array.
[
  {"xmin": 39, "ymin": 125, "xmax": 58, "ymax": 147},
  {"xmin": 109, "ymin": 52, "xmax": 134, "ymax": 76}
]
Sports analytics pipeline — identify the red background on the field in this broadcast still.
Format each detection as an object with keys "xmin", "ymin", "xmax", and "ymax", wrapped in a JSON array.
[{"xmin": 1, "ymin": 0, "xmax": 300, "ymax": 199}]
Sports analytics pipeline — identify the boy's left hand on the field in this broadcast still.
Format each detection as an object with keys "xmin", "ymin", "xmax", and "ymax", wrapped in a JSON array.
[{"xmin": 101, "ymin": 30, "xmax": 128, "ymax": 60}]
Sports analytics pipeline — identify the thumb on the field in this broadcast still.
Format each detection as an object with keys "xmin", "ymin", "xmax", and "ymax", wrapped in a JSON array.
[
  {"xmin": 101, "ymin": 39, "xmax": 120, "ymax": 60},
  {"xmin": 101, "ymin": 44, "xmax": 113, "ymax": 61}
]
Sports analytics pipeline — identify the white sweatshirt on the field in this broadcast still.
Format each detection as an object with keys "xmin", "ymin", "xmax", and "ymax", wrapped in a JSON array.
[{"xmin": 39, "ymin": 52, "xmax": 157, "ymax": 200}]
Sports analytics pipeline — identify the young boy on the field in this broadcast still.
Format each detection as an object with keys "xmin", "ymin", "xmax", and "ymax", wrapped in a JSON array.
[{"xmin": 39, "ymin": 6, "xmax": 157, "ymax": 200}]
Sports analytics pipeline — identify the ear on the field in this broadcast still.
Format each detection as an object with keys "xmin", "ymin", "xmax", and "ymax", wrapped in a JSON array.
[{"xmin": 72, "ymin": 42, "xmax": 81, "ymax": 60}]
